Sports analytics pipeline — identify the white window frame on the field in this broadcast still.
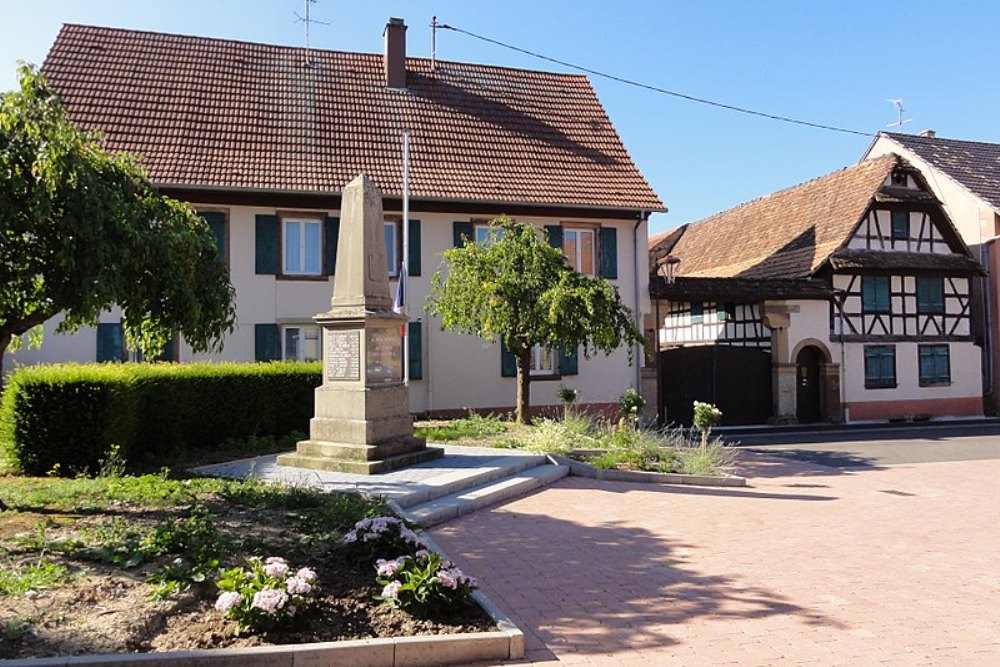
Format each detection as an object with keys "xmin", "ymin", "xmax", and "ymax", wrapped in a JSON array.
[
  {"xmin": 474, "ymin": 223, "xmax": 505, "ymax": 247},
  {"xmin": 529, "ymin": 345, "xmax": 557, "ymax": 376},
  {"xmin": 282, "ymin": 324, "xmax": 323, "ymax": 362},
  {"xmin": 283, "ymin": 218, "xmax": 323, "ymax": 276},
  {"xmin": 563, "ymin": 227, "xmax": 596, "ymax": 275},
  {"xmin": 385, "ymin": 221, "xmax": 398, "ymax": 277}
]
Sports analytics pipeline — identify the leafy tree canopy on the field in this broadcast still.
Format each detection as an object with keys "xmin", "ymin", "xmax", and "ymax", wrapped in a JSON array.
[
  {"xmin": 0, "ymin": 64, "xmax": 236, "ymax": 365},
  {"xmin": 427, "ymin": 217, "xmax": 644, "ymax": 423}
]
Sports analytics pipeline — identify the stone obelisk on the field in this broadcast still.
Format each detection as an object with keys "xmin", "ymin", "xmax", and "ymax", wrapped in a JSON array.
[{"xmin": 277, "ymin": 175, "xmax": 442, "ymax": 474}]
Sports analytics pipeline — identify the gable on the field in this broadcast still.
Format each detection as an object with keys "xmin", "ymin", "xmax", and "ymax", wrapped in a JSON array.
[{"xmin": 871, "ymin": 132, "xmax": 1000, "ymax": 212}]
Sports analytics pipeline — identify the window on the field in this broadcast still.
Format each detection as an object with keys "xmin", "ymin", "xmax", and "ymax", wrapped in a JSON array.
[
  {"xmin": 919, "ymin": 344, "xmax": 950, "ymax": 386},
  {"xmin": 891, "ymin": 210, "xmax": 909, "ymax": 240},
  {"xmin": 283, "ymin": 325, "xmax": 322, "ymax": 361},
  {"xmin": 530, "ymin": 345, "xmax": 557, "ymax": 376},
  {"xmin": 283, "ymin": 219, "xmax": 322, "ymax": 275},
  {"xmin": 563, "ymin": 228, "xmax": 596, "ymax": 274},
  {"xmin": 474, "ymin": 224, "xmax": 504, "ymax": 247},
  {"xmin": 691, "ymin": 302, "xmax": 704, "ymax": 324},
  {"xmin": 864, "ymin": 345, "xmax": 896, "ymax": 389},
  {"xmin": 384, "ymin": 222, "xmax": 398, "ymax": 277},
  {"xmin": 916, "ymin": 276, "xmax": 945, "ymax": 314},
  {"xmin": 862, "ymin": 276, "xmax": 891, "ymax": 314}
]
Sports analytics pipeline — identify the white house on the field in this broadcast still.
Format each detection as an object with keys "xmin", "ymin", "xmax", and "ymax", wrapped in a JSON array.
[
  {"xmin": 864, "ymin": 131, "xmax": 1000, "ymax": 414},
  {"xmin": 647, "ymin": 154, "xmax": 983, "ymax": 425},
  {"xmin": 7, "ymin": 20, "xmax": 665, "ymax": 416}
]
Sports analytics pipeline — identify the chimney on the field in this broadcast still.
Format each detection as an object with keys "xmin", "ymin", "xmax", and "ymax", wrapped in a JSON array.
[
  {"xmin": 919, "ymin": 129, "xmax": 936, "ymax": 138},
  {"xmin": 383, "ymin": 17, "xmax": 407, "ymax": 89}
]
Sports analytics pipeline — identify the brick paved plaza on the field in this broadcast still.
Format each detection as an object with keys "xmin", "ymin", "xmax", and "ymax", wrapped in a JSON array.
[{"xmin": 432, "ymin": 454, "xmax": 1000, "ymax": 666}]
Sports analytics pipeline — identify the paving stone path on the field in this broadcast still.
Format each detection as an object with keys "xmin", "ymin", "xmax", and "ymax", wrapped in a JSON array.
[{"xmin": 431, "ymin": 453, "xmax": 1000, "ymax": 666}]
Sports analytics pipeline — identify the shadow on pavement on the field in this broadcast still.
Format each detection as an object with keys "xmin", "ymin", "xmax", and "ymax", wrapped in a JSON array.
[
  {"xmin": 432, "ymin": 480, "xmax": 846, "ymax": 663},
  {"xmin": 735, "ymin": 449, "xmax": 885, "ymax": 476}
]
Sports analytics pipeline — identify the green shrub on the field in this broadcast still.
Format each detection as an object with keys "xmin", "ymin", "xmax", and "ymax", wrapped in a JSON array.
[
  {"xmin": 676, "ymin": 436, "xmax": 735, "ymax": 476},
  {"xmin": 0, "ymin": 362, "xmax": 322, "ymax": 476}
]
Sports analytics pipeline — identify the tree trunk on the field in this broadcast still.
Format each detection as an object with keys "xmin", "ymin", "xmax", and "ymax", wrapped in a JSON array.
[{"xmin": 515, "ymin": 351, "xmax": 532, "ymax": 425}]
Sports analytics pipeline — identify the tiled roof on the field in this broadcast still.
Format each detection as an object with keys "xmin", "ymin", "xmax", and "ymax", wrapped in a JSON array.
[
  {"xmin": 42, "ymin": 24, "xmax": 664, "ymax": 211},
  {"xmin": 650, "ymin": 276, "xmax": 831, "ymax": 301},
  {"xmin": 828, "ymin": 249, "xmax": 983, "ymax": 275},
  {"xmin": 650, "ymin": 155, "xmax": 900, "ymax": 280},
  {"xmin": 882, "ymin": 132, "xmax": 1000, "ymax": 211}
]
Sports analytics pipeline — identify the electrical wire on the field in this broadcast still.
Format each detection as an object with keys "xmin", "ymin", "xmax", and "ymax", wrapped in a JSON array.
[{"xmin": 438, "ymin": 23, "xmax": 874, "ymax": 138}]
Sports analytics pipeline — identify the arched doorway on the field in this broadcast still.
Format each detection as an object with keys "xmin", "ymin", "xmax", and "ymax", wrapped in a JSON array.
[{"xmin": 796, "ymin": 346, "xmax": 823, "ymax": 423}]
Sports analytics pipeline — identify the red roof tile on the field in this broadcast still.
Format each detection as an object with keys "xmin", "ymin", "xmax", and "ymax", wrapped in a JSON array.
[
  {"xmin": 650, "ymin": 155, "xmax": 901, "ymax": 280},
  {"xmin": 42, "ymin": 24, "xmax": 664, "ymax": 211}
]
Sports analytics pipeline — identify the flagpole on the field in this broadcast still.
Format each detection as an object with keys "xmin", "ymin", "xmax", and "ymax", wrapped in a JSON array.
[{"xmin": 402, "ymin": 130, "xmax": 411, "ymax": 386}]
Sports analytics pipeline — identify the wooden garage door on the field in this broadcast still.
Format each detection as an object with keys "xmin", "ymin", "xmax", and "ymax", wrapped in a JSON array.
[{"xmin": 659, "ymin": 345, "xmax": 772, "ymax": 426}]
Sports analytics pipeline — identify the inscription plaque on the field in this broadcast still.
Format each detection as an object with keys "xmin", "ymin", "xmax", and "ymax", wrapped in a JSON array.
[
  {"xmin": 366, "ymin": 327, "xmax": 402, "ymax": 384},
  {"xmin": 326, "ymin": 330, "xmax": 360, "ymax": 381}
]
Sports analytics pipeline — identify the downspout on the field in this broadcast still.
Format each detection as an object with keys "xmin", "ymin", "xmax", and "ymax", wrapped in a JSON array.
[
  {"xmin": 634, "ymin": 211, "xmax": 648, "ymax": 392},
  {"xmin": 978, "ymin": 216, "xmax": 993, "ymax": 398}
]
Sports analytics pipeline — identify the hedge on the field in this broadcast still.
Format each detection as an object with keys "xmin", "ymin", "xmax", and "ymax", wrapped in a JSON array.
[{"xmin": 0, "ymin": 362, "xmax": 322, "ymax": 476}]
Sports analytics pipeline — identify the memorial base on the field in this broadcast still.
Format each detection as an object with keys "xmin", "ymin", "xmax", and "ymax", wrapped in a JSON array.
[{"xmin": 276, "ymin": 436, "xmax": 443, "ymax": 474}]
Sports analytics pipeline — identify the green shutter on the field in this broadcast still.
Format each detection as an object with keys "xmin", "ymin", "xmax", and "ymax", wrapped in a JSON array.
[
  {"xmin": 559, "ymin": 346, "xmax": 578, "ymax": 376},
  {"xmin": 200, "ymin": 212, "xmax": 226, "ymax": 262},
  {"xmin": 408, "ymin": 220, "xmax": 421, "ymax": 276},
  {"xmin": 500, "ymin": 340, "xmax": 517, "ymax": 377},
  {"xmin": 255, "ymin": 214, "xmax": 279, "ymax": 275},
  {"xmin": 96, "ymin": 322, "xmax": 124, "ymax": 363},
  {"xmin": 453, "ymin": 221, "xmax": 473, "ymax": 247},
  {"xmin": 255, "ymin": 323, "xmax": 280, "ymax": 362},
  {"xmin": 324, "ymin": 217, "xmax": 340, "ymax": 275},
  {"xmin": 545, "ymin": 225, "xmax": 563, "ymax": 249},
  {"xmin": 408, "ymin": 321, "xmax": 423, "ymax": 380},
  {"xmin": 600, "ymin": 227, "xmax": 618, "ymax": 278}
]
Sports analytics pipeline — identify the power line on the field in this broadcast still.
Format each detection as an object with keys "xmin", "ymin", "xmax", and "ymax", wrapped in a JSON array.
[{"xmin": 437, "ymin": 22, "xmax": 874, "ymax": 138}]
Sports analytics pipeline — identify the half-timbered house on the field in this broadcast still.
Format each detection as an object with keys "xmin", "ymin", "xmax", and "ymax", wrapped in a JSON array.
[
  {"xmin": 647, "ymin": 154, "xmax": 984, "ymax": 425},
  {"xmin": 864, "ymin": 131, "xmax": 1000, "ymax": 413}
]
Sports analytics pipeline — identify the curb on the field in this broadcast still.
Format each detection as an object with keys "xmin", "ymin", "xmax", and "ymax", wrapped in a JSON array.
[
  {"xmin": 2, "ymin": 632, "xmax": 516, "ymax": 667},
  {"xmin": 551, "ymin": 453, "xmax": 747, "ymax": 487}
]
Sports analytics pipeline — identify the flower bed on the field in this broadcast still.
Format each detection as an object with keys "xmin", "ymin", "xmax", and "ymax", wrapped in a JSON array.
[{"xmin": 0, "ymin": 473, "xmax": 494, "ymax": 661}]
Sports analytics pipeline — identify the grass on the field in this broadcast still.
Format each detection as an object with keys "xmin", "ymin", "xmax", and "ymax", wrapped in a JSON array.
[
  {"xmin": 414, "ymin": 412, "xmax": 734, "ymax": 476},
  {"xmin": 0, "ymin": 466, "xmax": 387, "ymax": 609},
  {"xmin": 0, "ymin": 559, "xmax": 70, "ymax": 597},
  {"xmin": 414, "ymin": 412, "xmax": 508, "ymax": 442}
]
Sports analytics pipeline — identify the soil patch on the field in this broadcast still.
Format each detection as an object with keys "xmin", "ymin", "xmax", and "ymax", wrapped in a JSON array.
[{"xmin": 0, "ymin": 479, "xmax": 492, "ymax": 660}]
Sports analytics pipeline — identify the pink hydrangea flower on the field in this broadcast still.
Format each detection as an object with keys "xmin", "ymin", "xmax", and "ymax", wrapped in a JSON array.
[
  {"xmin": 375, "ymin": 557, "xmax": 406, "ymax": 577},
  {"xmin": 296, "ymin": 567, "xmax": 317, "ymax": 582},
  {"xmin": 264, "ymin": 560, "xmax": 289, "ymax": 578},
  {"xmin": 381, "ymin": 581, "xmax": 402, "ymax": 599},
  {"xmin": 251, "ymin": 588, "xmax": 289, "ymax": 612},
  {"xmin": 286, "ymin": 576, "xmax": 313, "ymax": 595},
  {"xmin": 214, "ymin": 591, "xmax": 242, "ymax": 612}
]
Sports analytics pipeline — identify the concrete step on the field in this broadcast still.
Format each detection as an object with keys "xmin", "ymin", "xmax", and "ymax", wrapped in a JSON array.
[
  {"xmin": 403, "ymin": 463, "xmax": 569, "ymax": 528},
  {"xmin": 392, "ymin": 453, "xmax": 548, "ymax": 509},
  {"xmin": 276, "ymin": 446, "xmax": 443, "ymax": 474}
]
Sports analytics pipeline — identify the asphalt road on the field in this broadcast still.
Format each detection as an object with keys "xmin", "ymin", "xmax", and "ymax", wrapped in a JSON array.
[{"xmin": 724, "ymin": 421, "xmax": 1000, "ymax": 468}]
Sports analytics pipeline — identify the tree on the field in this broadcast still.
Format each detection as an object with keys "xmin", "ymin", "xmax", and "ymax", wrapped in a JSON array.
[
  {"xmin": 427, "ymin": 217, "xmax": 645, "ymax": 424},
  {"xmin": 0, "ymin": 64, "xmax": 236, "ymax": 371}
]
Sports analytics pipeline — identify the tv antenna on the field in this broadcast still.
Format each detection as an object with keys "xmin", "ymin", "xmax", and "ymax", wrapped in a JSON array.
[
  {"xmin": 887, "ymin": 99, "xmax": 913, "ymax": 129},
  {"xmin": 294, "ymin": 0, "xmax": 329, "ymax": 66}
]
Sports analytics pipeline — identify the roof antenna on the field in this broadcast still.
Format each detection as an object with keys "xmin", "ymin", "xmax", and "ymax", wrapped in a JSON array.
[
  {"xmin": 430, "ymin": 16, "xmax": 438, "ymax": 72},
  {"xmin": 887, "ymin": 99, "xmax": 913, "ymax": 130},
  {"xmin": 294, "ymin": 0, "xmax": 329, "ymax": 67}
]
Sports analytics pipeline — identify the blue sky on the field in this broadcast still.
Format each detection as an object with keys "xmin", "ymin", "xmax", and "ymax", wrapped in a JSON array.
[{"xmin": 2, "ymin": 1, "xmax": 998, "ymax": 236}]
